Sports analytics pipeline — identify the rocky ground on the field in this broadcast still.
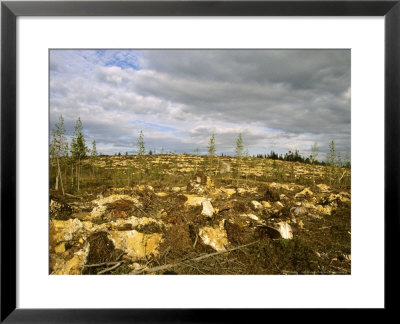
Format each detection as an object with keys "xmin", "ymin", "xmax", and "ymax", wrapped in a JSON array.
[{"xmin": 49, "ymin": 155, "xmax": 351, "ymax": 275}]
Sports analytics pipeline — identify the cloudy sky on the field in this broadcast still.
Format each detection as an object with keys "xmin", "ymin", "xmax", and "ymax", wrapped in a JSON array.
[{"xmin": 50, "ymin": 49, "xmax": 350, "ymax": 159}]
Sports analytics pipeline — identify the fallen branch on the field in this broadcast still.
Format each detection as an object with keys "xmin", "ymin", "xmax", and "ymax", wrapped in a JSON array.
[
  {"xmin": 319, "ymin": 226, "xmax": 332, "ymax": 230},
  {"xmin": 217, "ymin": 207, "xmax": 230, "ymax": 214},
  {"xmin": 132, "ymin": 240, "xmax": 259, "ymax": 275},
  {"xmin": 134, "ymin": 205, "xmax": 151, "ymax": 217},
  {"xmin": 65, "ymin": 193, "xmax": 83, "ymax": 199},
  {"xmin": 97, "ymin": 261, "xmax": 122, "ymax": 275},
  {"xmin": 338, "ymin": 170, "xmax": 347, "ymax": 184},
  {"xmin": 192, "ymin": 234, "xmax": 198, "ymax": 249},
  {"xmin": 84, "ymin": 261, "xmax": 120, "ymax": 268}
]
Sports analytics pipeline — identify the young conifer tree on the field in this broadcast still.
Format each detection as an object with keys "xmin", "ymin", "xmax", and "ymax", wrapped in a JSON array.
[
  {"xmin": 50, "ymin": 115, "xmax": 68, "ymax": 195},
  {"xmin": 208, "ymin": 134, "xmax": 216, "ymax": 156},
  {"xmin": 310, "ymin": 142, "xmax": 319, "ymax": 165},
  {"xmin": 91, "ymin": 140, "xmax": 98, "ymax": 157},
  {"xmin": 326, "ymin": 140, "xmax": 336, "ymax": 185},
  {"xmin": 327, "ymin": 140, "xmax": 336, "ymax": 166},
  {"xmin": 207, "ymin": 134, "xmax": 216, "ymax": 174},
  {"xmin": 70, "ymin": 117, "xmax": 88, "ymax": 191},
  {"xmin": 137, "ymin": 130, "xmax": 146, "ymax": 156},
  {"xmin": 309, "ymin": 142, "xmax": 319, "ymax": 187},
  {"xmin": 90, "ymin": 140, "xmax": 98, "ymax": 176},
  {"xmin": 235, "ymin": 133, "xmax": 244, "ymax": 158},
  {"xmin": 136, "ymin": 130, "xmax": 146, "ymax": 184},
  {"xmin": 235, "ymin": 133, "xmax": 244, "ymax": 185}
]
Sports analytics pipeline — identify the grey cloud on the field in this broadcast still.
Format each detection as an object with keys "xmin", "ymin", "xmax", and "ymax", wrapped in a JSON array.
[{"xmin": 50, "ymin": 49, "xmax": 351, "ymax": 157}]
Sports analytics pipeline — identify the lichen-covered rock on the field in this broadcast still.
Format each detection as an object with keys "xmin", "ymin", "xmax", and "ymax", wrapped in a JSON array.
[
  {"xmin": 186, "ymin": 171, "xmax": 214, "ymax": 194},
  {"xmin": 199, "ymin": 221, "xmax": 228, "ymax": 252},
  {"xmin": 291, "ymin": 206, "xmax": 308, "ymax": 217},
  {"xmin": 89, "ymin": 194, "xmax": 142, "ymax": 219},
  {"xmin": 50, "ymin": 199, "xmax": 73, "ymax": 220},
  {"xmin": 261, "ymin": 201, "xmax": 272, "ymax": 208},
  {"xmin": 109, "ymin": 230, "xmax": 163, "ymax": 259},
  {"xmin": 240, "ymin": 213, "xmax": 259, "ymax": 221},
  {"xmin": 274, "ymin": 201, "xmax": 284, "ymax": 210},
  {"xmin": 221, "ymin": 188, "xmax": 236, "ymax": 197},
  {"xmin": 54, "ymin": 242, "xmax": 66, "ymax": 254},
  {"xmin": 50, "ymin": 218, "xmax": 84, "ymax": 245},
  {"xmin": 250, "ymin": 200, "xmax": 262, "ymax": 210},
  {"xmin": 219, "ymin": 161, "xmax": 231, "ymax": 174},
  {"xmin": 184, "ymin": 195, "xmax": 209, "ymax": 207},
  {"xmin": 317, "ymin": 205, "xmax": 332, "ymax": 215},
  {"xmin": 316, "ymin": 184, "xmax": 330, "ymax": 193},
  {"xmin": 52, "ymin": 244, "xmax": 89, "ymax": 275},
  {"xmin": 295, "ymin": 188, "xmax": 313, "ymax": 199}
]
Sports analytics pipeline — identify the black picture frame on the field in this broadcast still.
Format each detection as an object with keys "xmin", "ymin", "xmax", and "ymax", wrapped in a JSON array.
[{"xmin": 1, "ymin": 0, "xmax": 398, "ymax": 321}]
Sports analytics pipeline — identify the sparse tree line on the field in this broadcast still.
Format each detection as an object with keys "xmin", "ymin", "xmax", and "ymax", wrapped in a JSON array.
[
  {"xmin": 50, "ymin": 115, "xmax": 351, "ymax": 195},
  {"xmin": 259, "ymin": 141, "xmax": 350, "ymax": 169},
  {"xmin": 50, "ymin": 115, "xmax": 153, "ymax": 195},
  {"xmin": 204, "ymin": 134, "xmax": 350, "ymax": 169},
  {"xmin": 50, "ymin": 115, "xmax": 96, "ymax": 194}
]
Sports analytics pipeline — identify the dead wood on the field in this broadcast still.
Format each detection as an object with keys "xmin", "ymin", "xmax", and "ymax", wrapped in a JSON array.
[
  {"xmin": 97, "ymin": 261, "xmax": 123, "ymax": 275},
  {"xmin": 132, "ymin": 240, "xmax": 259, "ymax": 275}
]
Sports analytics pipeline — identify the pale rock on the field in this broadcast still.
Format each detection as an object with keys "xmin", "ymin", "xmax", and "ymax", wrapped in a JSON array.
[
  {"xmin": 262, "ymin": 222, "xmax": 293, "ymax": 240},
  {"xmin": 199, "ymin": 225, "xmax": 228, "ymax": 252},
  {"xmin": 261, "ymin": 201, "xmax": 272, "ymax": 208},
  {"xmin": 251, "ymin": 200, "xmax": 262, "ymax": 210},
  {"xmin": 156, "ymin": 209, "xmax": 167, "ymax": 218},
  {"xmin": 236, "ymin": 188, "xmax": 246, "ymax": 195},
  {"xmin": 109, "ymin": 230, "xmax": 163, "ymax": 259},
  {"xmin": 248, "ymin": 187, "xmax": 258, "ymax": 194},
  {"xmin": 130, "ymin": 263, "xmax": 143, "ymax": 271},
  {"xmin": 201, "ymin": 200, "xmax": 215, "ymax": 218},
  {"xmin": 317, "ymin": 205, "xmax": 332, "ymax": 215},
  {"xmin": 219, "ymin": 161, "xmax": 231, "ymax": 174},
  {"xmin": 221, "ymin": 188, "xmax": 236, "ymax": 197},
  {"xmin": 291, "ymin": 206, "xmax": 308, "ymax": 217},
  {"xmin": 187, "ymin": 172, "xmax": 214, "ymax": 194},
  {"xmin": 89, "ymin": 194, "xmax": 142, "ymax": 219},
  {"xmin": 316, "ymin": 184, "xmax": 330, "ymax": 193},
  {"xmin": 136, "ymin": 185, "xmax": 154, "ymax": 192},
  {"xmin": 276, "ymin": 222, "xmax": 293, "ymax": 239},
  {"xmin": 50, "ymin": 218, "xmax": 83, "ymax": 244},
  {"xmin": 184, "ymin": 195, "xmax": 209, "ymax": 207},
  {"xmin": 339, "ymin": 192, "xmax": 351, "ymax": 202},
  {"xmin": 280, "ymin": 194, "xmax": 289, "ymax": 201},
  {"xmin": 155, "ymin": 192, "xmax": 168, "ymax": 197},
  {"xmin": 171, "ymin": 187, "xmax": 181, "ymax": 193},
  {"xmin": 55, "ymin": 242, "xmax": 66, "ymax": 254},
  {"xmin": 302, "ymin": 202, "xmax": 316, "ymax": 209},
  {"xmin": 295, "ymin": 188, "xmax": 314, "ymax": 199},
  {"xmin": 274, "ymin": 201, "xmax": 284, "ymax": 210},
  {"xmin": 52, "ymin": 244, "xmax": 89, "ymax": 275},
  {"xmin": 270, "ymin": 182, "xmax": 291, "ymax": 191},
  {"xmin": 240, "ymin": 213, "xmax": 259, "ymax": 221}
]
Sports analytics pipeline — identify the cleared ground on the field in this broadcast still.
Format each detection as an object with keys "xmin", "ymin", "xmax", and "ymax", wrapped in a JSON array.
[{"xmin": 49, "ymin": 154, "xmax": 351, "ymax": 275}]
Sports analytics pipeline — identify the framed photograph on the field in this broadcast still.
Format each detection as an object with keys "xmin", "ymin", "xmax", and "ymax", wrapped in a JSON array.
[{"xmin": 1, "ymin": 0, "xmax": 398, "ymax": 321}]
